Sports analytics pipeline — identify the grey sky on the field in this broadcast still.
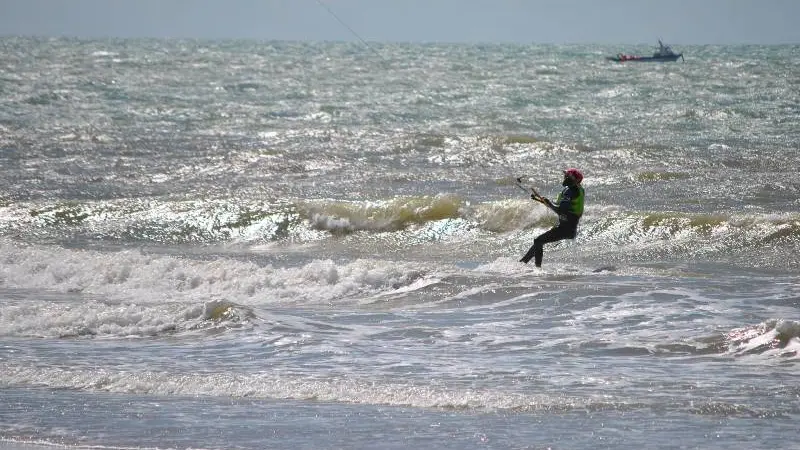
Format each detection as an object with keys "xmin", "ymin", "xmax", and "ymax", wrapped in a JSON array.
[{"xmin": 1, "ymin": 0, "xmax": 798, "ymax": 45}]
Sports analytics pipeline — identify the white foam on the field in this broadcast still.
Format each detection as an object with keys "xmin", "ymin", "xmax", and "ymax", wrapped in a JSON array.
[
  {"xmin": 728, "ymin": 319, "xmax": 800, "ymax": 359},
  {"xmin": 0, "ymin": 241, "xmax": 432, "ymax": 310},
  {"xmin": 0, "ymin": 296, "xmax": 257, "ymax": 338},
  {"xmin": 0, "ymin": 363, "xmax": 631, "ymax": 413},
  {"xmin": 471, "ymin": 257, "xmax": 532, "ymax": 274},
  {"xmin": 0, "ymin": 239, "xmax": 436, "ymax": 337}
]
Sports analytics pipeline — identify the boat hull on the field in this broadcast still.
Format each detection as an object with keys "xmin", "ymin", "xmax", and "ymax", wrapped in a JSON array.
[{"xmin": 607, "ymin": 54, "xmax": 683, "ymax": 62}]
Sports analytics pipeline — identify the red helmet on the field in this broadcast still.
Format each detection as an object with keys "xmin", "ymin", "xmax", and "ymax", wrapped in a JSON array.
[{"xmin": 563, "ymin": 168, "xmax": 583, "ymax": 184}]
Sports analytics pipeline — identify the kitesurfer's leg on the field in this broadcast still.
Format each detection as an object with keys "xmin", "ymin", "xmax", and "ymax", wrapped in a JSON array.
[{"xmin": 520, "ymin": 227, "xmax": 571, "ymax": 267}]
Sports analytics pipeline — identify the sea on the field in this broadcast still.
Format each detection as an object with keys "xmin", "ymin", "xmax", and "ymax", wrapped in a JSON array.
[{"xmin": 0, "ymin": 37, "xmax": 798, "ymax": 450}]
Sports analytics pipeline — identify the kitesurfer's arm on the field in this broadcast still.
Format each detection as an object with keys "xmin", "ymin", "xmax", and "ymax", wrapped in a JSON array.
[{"xmin": 531, "ymin": 193, "xmax": 558, "ymax": 213}]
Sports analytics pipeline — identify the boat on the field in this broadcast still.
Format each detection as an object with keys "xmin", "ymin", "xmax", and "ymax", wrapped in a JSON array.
[{"xmin": 607, "ymin": 40, "xmax": 684, "ymax": 62}]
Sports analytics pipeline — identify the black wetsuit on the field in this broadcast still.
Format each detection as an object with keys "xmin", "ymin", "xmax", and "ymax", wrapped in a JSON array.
[{"xmin": 520, "ymin": 184, "xmax": 584, "ymax": 267}]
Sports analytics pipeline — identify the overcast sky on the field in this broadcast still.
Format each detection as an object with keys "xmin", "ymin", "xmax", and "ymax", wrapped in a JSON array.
[{"xmin": 1, "ymin": 0, "xmax": 798, "ymax": 45}]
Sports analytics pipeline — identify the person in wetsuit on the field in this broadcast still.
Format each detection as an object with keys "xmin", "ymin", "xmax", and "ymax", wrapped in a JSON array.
[{"xmin": 520, "ymin": 168, "xmax": 585, "ymax": 267}]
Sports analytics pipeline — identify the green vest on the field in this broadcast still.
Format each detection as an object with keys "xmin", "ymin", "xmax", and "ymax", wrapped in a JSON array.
[{"xmin": 556, "ymin": 185, "xmax": 584, "ymax": 218}]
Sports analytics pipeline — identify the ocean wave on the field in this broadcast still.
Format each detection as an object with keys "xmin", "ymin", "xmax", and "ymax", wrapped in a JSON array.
[
  {"xmin": 726, "ymin": 319, "xmax": 800, "ymax": 359},
  {"xmin": 0, "ymin": 298, "xmax": 256, "ymax": 339},
  {"xmin": 582, "ymin": 210, "xmax": 800, "ymax": 255},
  {"xmin": 4, "ymin": 199, "xmax": 799, "ymax": 266},
  {"xmin": 2, "ymin": 364, "xmax": 794, "ymax": 418},
  {"xmin": 0, "ymin": 241, "xmax": 433, "ymax": 310},
  {"xmin": 300, "ymin": 194, "xmax": 462, "ymax": 233}
]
